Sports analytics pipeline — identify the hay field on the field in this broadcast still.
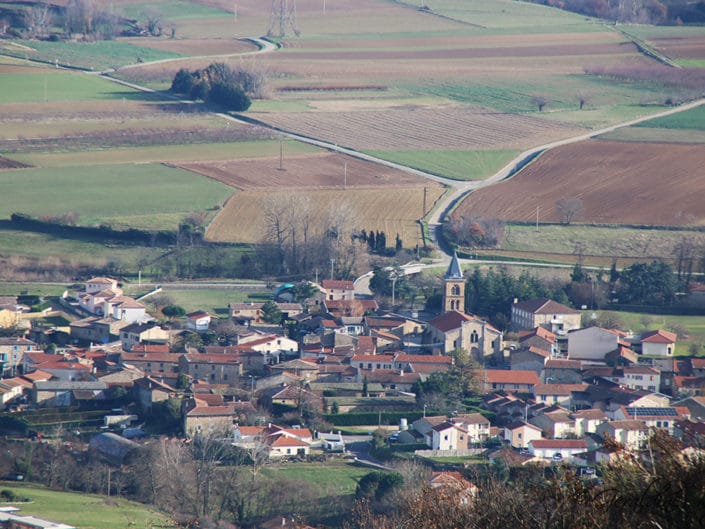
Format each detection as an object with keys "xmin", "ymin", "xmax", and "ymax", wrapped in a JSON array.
[
  {"xmin": 453, "ymin": 139, "xmax": 705, "ymax": 227},
  {"xmin": 206, "ymin": 186, "xmax": 445, "ymax": 244}
]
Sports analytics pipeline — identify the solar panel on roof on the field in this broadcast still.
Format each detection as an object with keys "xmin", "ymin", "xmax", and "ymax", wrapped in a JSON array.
[{"xmin": 625, "ymin": 407, "xmax": 678, "ymax": 417}]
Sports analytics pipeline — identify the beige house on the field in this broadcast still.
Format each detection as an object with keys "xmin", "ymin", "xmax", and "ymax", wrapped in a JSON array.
[
  {"xmin": 184, "ymin": 404, "xmax": 238, "ymax": 436},
  {"xmin": 180, "ymin": 353, "xmax": 243, "ymax": 385},
  {"xmin": 228, "ymin": 302, "xmax": 303, "ymax": 323},
  {"xmin": 511, "ymin": 298, "xmax": 581, "ymax": 333},
  {"xmin": 321, "ymin": 280, "xmax": 355, "ymax": 301},
  {"xmin": 571, "ymin": 409, "xmax": 608, "ymax": 437},
  {"xmin": 596, "ymin": 420, "xmax": 648, "ymax": 450},
  {"xmin": 504, "ymin": 421, "xmax": 543, "ymax": 449},
  {"xmin": 120, "ymin": 323, "xmax": 170, "ymax": 351},
  {"xmin": 639, "ymin": 329, "xmax": 677, "ymax": 357},
  {"xmin": 0, "ymin": 337, "xmax": 38, "ymax": 377},
  {"xmin": 431, "ymin": 422, "xmax": 469, "ymax": 450},
  {"xmin": 427, "ymin": 311, "xmax": 502, "ymax": 358}
]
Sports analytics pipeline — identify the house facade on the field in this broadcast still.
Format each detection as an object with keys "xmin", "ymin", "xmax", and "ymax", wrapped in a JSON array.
[
  {"xmin": 427, "ymin": 311, "xmax": 502, "ymax": 358},
  {"xmin": 511, "ymin": 298, "xmax": 581, "ymax": 333}
]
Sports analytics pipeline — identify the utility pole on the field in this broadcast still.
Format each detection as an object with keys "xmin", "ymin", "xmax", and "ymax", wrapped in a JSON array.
[
  {"xmin": 422, "ymin": 187, "xmax": 427, "ymax": 217},
  {"xmin": 279, "ymin": 139, "xmax": 284, "ymax": 170},
  {"xmin": 535, "ymin": 205, "xmax": 539, "ymax": 232}
]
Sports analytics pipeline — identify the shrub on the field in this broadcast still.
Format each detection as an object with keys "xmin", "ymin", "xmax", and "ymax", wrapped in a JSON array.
[{"xmin": 207, "ymin": 81, "xmax": 251, "ymax": 111}]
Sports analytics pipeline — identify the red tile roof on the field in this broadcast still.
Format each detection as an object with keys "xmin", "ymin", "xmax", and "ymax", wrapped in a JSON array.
[
  {"xmin": 484, "ymin": 369, "xmax": 539, "ymax": 385},
  {"xmin": 352, "ymin": 354, "xmax": 394, "ymax": 364},
  {"xmin": 395, "ymin": 353, "xmax": 453, "ymax": 365},
  {"xmin": 322, "ymin": 280, "xmax": 355, "ymax": 290},
  {"xmin": 429, "ymin": 311, "xmax": 476, "ymax": 332},
  {"xmin": 519, "ymin": 326, "xmax": 556, "ymax": 343},
  {"xmin": 641, "ymin": 330, "xmax": 677, "ymax": 344},
  {"xmin": 187, "ymin": 405, "xmax": 237, "ymax": 417}
]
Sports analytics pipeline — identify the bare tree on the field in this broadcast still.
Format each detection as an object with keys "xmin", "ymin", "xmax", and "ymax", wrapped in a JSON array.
[
  {"xmin": 24, "ymin": 4, "xmax": 53, "ymax": 38},
  {"xmin": 575, "ymin": 90, "xmax": 592, "ymax": 110},
  {"xmin": 555, "ymin": 197, "xmax": 585, "ymax": 224}
]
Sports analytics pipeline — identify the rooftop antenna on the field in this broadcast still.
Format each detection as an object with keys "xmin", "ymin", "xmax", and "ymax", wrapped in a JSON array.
[{"xmin": 268, "ymin": 0, "xmax": 300, "ymax": 38}]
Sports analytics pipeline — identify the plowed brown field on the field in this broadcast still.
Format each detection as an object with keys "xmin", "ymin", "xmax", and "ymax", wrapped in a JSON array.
[
  {"xmin": 453, "ymin": 139, "xmax": 705, "ymax": 226},
  {"xmin": 255, "ymin": 107, "xmax": 584, "ymax": 151},
  {"xmin": 650, "ymin": 36, "xmax": 705, "ymax": 59},
  {"xmin": 177, "ymin": 152, "xmax": 436, "ymax": 190}
]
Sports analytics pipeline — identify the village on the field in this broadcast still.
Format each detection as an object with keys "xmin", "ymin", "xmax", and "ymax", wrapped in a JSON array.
[{"xmin": 0, "ymin": 254, "xmax": 703, "ymax": 466}]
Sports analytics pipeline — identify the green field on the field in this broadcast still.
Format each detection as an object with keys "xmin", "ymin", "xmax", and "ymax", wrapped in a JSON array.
[
  {"xmin": 262, "ymin": 461, "xmax": 372, "ymax": 498},
  {"xmin": 152, "ymin": 285, "xmax": 268, "ymax": 315},
  {"xmin": 598, "ymin": 127, "xmax": 705, "ymax": 143},
  {"xmin": 0, "ymin": 228, "xmax": 166, "ymax": 264},
  {"xmin": 13, "ymin": 140, "xmax": 318, "ymax": 168},
  {"xmin": 0, "ymin": 482, "xmax": 174, "ymax": 529},
  {"xmin": 634, "ymin": 104, "xmax": 705, "ymax": 130},
  {"xmin": 0, "ymin": 282, "xmax": 69, "ymax": 296},
  {"xmin": 363, "ymin": 149, "xmax": 519, "ymax": 181},
  {"xmin": 10, "ymin": 39, "xmax": 181, "ymax": 70},
  {"xmin": 502, "ymin": 224, "xmax": 705, "ymax": 261},
  {"xmin": 118, "ymin": 0, "xmax": 231, "ymax": 21},
  {"xmin": 0, "ymin": 69, "xmax": 144, "ymax": 104},
  {"xmin": 411, "ymin": 0, "xmax": 602, "ymax": 32},
  {"xmin": 0, "ymin": 164, "xmax": 233, "ymax": 230}
]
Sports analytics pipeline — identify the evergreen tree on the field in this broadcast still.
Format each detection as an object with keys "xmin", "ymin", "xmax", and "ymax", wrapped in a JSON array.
[{"xmin": 395, "ymin": 233, "xmax": 402, "ymax": 252}]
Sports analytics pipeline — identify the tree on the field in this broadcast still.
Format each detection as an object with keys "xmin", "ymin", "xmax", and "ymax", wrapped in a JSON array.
[
  {"xmin": 395, "ymin": 233, "xmax": 402, "ymax": 252},
  {"xmin": 260, "ymin": 300, "xmax": 283, "ymax": 324},
  {"xmin": 330, "ymin": 401, "xmax": 339, "ymax": 414},
  {"xmin": 530, "ymin": 94, "xmax": 548, "ymax": 111},
  {"xmin": 171, "ymin": 68, "xmax": 196, "ymax": 95},
  {"xmin": 207, "ymin": 81, "xmax": 251, "ymax": 111},
  {"xmin": 162, "ymin": 304, "xmax": 186, "ymax": 320},
  {"xmin": 618, "ymin": 260, "xmax": 676, "ymax": 305},
  {"xmin": 555, "ymin": 197, "xmax": 585, "ymax": 224}
]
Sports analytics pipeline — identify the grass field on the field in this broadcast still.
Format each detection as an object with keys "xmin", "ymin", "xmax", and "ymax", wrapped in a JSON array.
[
  {"xmin": 151, "ymin": 285, "xmax": 269, "ymax": 315},
  {"xmin": 598, "ymin": 127, "xmax": 705, "ymax": 144},
  {"xmin": 13, "ymin": 140, "xmax": 316, "ymax": 168},
  {"xmin": 118, "ymin": 0, "xmax": 231, "ymax": 21},
  {"xmin": 0, "ymin": 69, "xmax": 142, "ymax": 104},
  {"xmin": 363, "ymin": 149, "xmax": 519, "ymax": 181},
  {"xmin": 8, "ymin": 39, "xmax": 181, "ymax": 70},
  {"xmin": 0, "ymin": 228, "xmax": 166, "ymax": 265},
  {"xmin": 502, "ymin": 224, "xmax": 705, "ymax": 261},
  {"xmin": 0, "ymin": 164, "xmax": 233, "ymax": 230},
  {"xmin": 262, "ymin": 461, "xmax": 371, "ymax": 498},
  {"xmin": 0, "ymin": 282, "xmax": 68, "ymax": 296},
  {"xmin": 0, "ymin": 482, "xmax": 174, "ymax": 529},
  {"xmin": 634, "ymin": 104, "xmax": 705, "ymax": 130}
]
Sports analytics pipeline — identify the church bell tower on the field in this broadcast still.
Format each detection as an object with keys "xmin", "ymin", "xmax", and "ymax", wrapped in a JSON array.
[{"xmin": 443, "ymin": 252, "xmax": 465, "ymax": 313}]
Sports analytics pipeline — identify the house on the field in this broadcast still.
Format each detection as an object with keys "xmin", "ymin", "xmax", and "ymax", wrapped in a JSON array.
[
  {"xmin": 412, "ymin": 415, "xmax": 449, "ymax": 446},
  {"xmin": 85, "ymin": 277, "xmax": 118, "ymax": 294},
  {"xmin": 612, "ymin": 406, "xmax": 687, "ymax": 435},
  {"xmin": 534, "ymin": 383, "xmax": 588, "ymax": 407},
  {"xmin": 186, "ymin": 311, "xmax": 211, "ymax": 332},
  {"xmin": 0, "ymin": 377, "xmax": 31, "ymax": 406},
  {"xmin": 393, "ymin": 353, "xmax": 453, "ymax": 373},
  {"xmin": 70, "ymin": 316, "xmax": 128, "ymax": 345},
  {"xmin": 0, "ymin": 337, "xmax": 38, "ymax": 377},
  {"xmin": 542, "ymin": 359, "xmax": 583, "ymax": 384},
  {"xmin": 674, "ymin": 396, "xmax": 705, "ymax": 420},
  {"xmin": 595, "ymin": 420, "xmax": 648, "ymax": 450},
  {"xmin": 529, "ymin": 408, "xmax": 575, "ymax": 439},
  {"xmin": 517, "ymin": 326, "xmax": 557, "ymax": 353},
  {"xmin": 511, "ymin": 298, "xmax": 581, "ymax": 334},
  {"xmin": 426, "ymin": 311, "xmax": 502, "ymax": 359},
  {"xmin": 132, "ymin": 376, "xmax": 178, "ymax": 413},
  {"xmin": 510, "ymin": 346, "xmax": 551, "ymax": 373},
  {"xmin": 33, "ymin": 380, "xmax": 107, "ymax": 407},
  {"xmin": 428, "ymin": 471, "xmax": 478, "ymax": 504},
  {"xmin": 639, "ymin": 330, "xmax": 677, "ymax": 357},
  {"xmin": 528, "ymin": 439, "xmax": 587, "ymax": 460},
  {"xmin": 270, "ymin": 384, "xmax": 322, "ymax": 411},
  {"xmin": 321, "ymin": 279, "xmax": 355, "ymax": 301},
  {"xmin": 358, "ymin": 369, "xmax": 421, "ymax": 393},
  {"xmin": 482, "ymin": 369, "xmax": 539, "ymax": 394},
  {"xmin": 180, "ymin": 353, "xmax": 243, "ymax": 385},
  {"xmin": 120, "ymin": 350, "xmax": 182, "ymax": 375},
  {"xmin": 350, "ymin": 354, "xmax": 394, "ymax": 371},
  {"xmin": 431, "ymin": 421, "xmax": 469, "ymax": 450},
  {"xmin": 234, "ymin": 334, "xmax": 300, "ymax": 363},
  {"xmin": 571, "ymin": 408, "xmax": 608, "ymax": 436},
  {"xmin": 103, "ymin": 296, "xmax": 147, "ymax": 323},
  {"xmin": 454, "ymin": 413, "xmax": 491, "ymax": 443},
  {"xmin": 120, "ymin": 323, "xmax": 169, "ymax": 352},
  {"xmin": 504, "ymin": 421, "xmax": 543, "ymax": 449},
  {"xmin": 184, "ymin": 403, "xmax": 239, "ymax": 436},
  {"xmin": 567, "ymin": 327, "xmax": 623, "ymax": 361},
  {"xmin": 229, "ymin": 302, "xmax": 303, "ymax": 324},
  {"xmin": 22, "ymin": 352, "xmax": 92, "ymax": 381}
]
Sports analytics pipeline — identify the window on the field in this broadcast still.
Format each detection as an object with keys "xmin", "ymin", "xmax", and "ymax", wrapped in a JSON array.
[
  {"xmin": 444, "ymin": 435, "xmax": 448, "ymax": 441},
  {"xmin": 210, "ymin": 374, "xmax": 215, "ymax": 381},
  {"xmin": 223, "ymin": 374, "xmax": 228, "ymax": 381},
  {"xmin": 470, "ymin": 330, "xmax": 479, "ymax": 344},
  {"xmin": 451, "ymin": 285, "xmax": 460, "ymax": 296}
]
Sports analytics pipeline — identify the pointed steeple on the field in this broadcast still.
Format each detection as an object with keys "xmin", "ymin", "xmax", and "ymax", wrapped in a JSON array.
[{"xmin": 444, "ymin": 251, "xmax": 463, "ymax": 280}]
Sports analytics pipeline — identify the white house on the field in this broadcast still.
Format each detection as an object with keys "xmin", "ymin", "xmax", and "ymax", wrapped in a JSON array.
[
  {"xmin": 104, "ymin": 296, "xmax": 147, "ymax": 323},
  {"xmin": 186, "ymin": 310, "xmax": 212, "ymax": 332},
  {"xmin": 529, "ymin": 439, "xmax": 587, "ymax": 460},
  {"xmin": 431, "ymin": 422, "xmax": 468, "ymax": 450},
  {"xmin": 504, "ymin": 421, "xmax": 543, "ymax": 449},
  {"xmin": 85, "ymin": 277, "xmax": 118, "ymax": 295},
  {"xmin": 639, "ymin": 330, "xmax": 677, "ymax": 357},
  {"xmin": 571, "ymin": 409, "xmax": 608, "ymax": 437},
  {"xmin": 596, "ymin": 420, "xmax": 648, "ymax": 450}
]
